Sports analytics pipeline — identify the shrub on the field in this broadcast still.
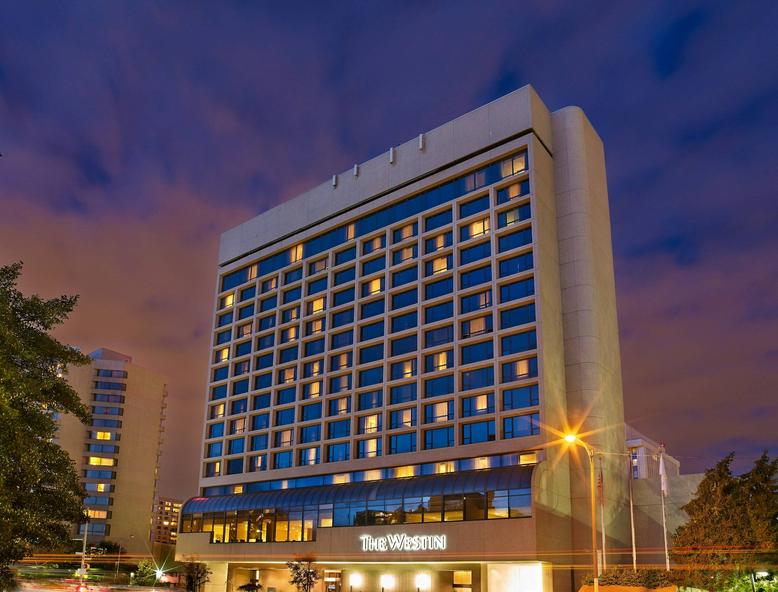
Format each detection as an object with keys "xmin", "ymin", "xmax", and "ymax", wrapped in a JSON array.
[{"xmin": 583, "ymin": 568, "xmax": 674, "ymax": 588}]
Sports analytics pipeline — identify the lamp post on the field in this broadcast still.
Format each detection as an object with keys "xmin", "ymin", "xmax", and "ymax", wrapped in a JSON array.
[{"xmin": 565, "ymin": 434, "xmax": 599, "ymax": 592}]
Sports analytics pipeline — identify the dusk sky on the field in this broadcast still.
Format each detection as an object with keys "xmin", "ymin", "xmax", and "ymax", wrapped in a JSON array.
[{"xmin": 1, "ymin": 2, "xmax": 776, "ymax": 500}]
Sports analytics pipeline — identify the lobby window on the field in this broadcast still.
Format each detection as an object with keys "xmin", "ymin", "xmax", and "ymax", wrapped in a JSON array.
[
  {"xmin": 299, "ymin": 447, "xmax": 320, "ymax": 466},
  {"xmin": 424, "ymin": 400, "xmax": 454, "ymax": 423},
  {"xmin": 496, "ymin": 179, "xmax": 530, "ymax": 204},
  {"xmin": 425, "ymin": 350, "xmax": 453, "ymax": 372},
  {"xmin": 329, "ymin": 351, "xmax": 352, "ymax": 371},
  {"xmin": 330, "ymin": 330, "xmax": 354, "ymax": 350},
  {"xmin": 461, "ymin": 341, "xmax": 494, "ymax": 365},
  {"xmin": 503, "ymin": 413, "xmax": 540, "ymax": 439},
  {"xmin": 274, "ymin": 450, "xmax": 293, "ymax": 469},
  {"xmin": 498, "ymin": 203, "xmax": 531, "ymax": 228},
  {"xmin": 327, "ymin": 442, "xmax": 350, "ymax": 462},
  {"xmin": 462, "ymin": 366, "xmax": 494, "ymax": 391},
  {"xmin": 390, "ymin": 359, "xmax": 416, "ymax": 380},
  {"xmin": 306, "ymin": 318, "xmax": 326, "ymax": 336},
  {"xmin": 424, "ymin": 426, "xmax": 454, "ymax": 450},
  {"xmin": 307, "ymin": 297, "xmax": 326, "ymax": 315},
  {"xmin": 335, "ymin": 246, "xmax": 356, "ymax": 266},
  {"xmin": 393, "ymin": 222, "xmax": 418, "ymax": 243},
  {"xmin": 389, "ymin": 432, "xmax": 416, "ymax": 454},
  {"xmin": 501, "ymin": 330, "xmax": 538, "ymax": 355},
  {"xmin": 390, "ymin": 407, "xmax": 416, "ymax": 429},
  {"xmin": 426, "ymin": 255, "xmax": 451, "ymax": 276},
  {"xmin": 328, "ymin": 396, "xmax": 351, "ymax": 416},
  {"xmin": 362, "ymin": 256, "xmax": 385, "ymax": 276},
  {"xmin": 392, "ymin": 245, "xmax": 417, "ymax": 265},
  {"xmin": 502, "ymin": 384, "xmax": 540, "ymax": 411},
  {"xmin": 392, "ymin": 288, "xmax": 418, "ymax": 310},
  {"xmin": 425, "ymin": 231, "xmax": 453, "ymax": 254},
  {"xmin": 462, "ymin": 393, "xmax": 495, "ymax": 417},
  {"xmin": 333, "ymin": 287, "xmax": 355, "ymax": 306},
  {"xmin": 363, "ymin": 235, "xmax": 386, "ymax": 255},
  {"xmin": 502, "ymin": 357, "xmax": 538, "ymax": 383},
  {"xmin": 424, "ymin": 277, "xmax": 453, "ymax": 301},
  {"xmin": 357, "ymin": 438, "xmax": 382, "ymax": 459},
  {"xmin": 461, "ymin": 315, "xmax": 493, "ymax": 339},
  {"xmin": 499, "ymin": 277, "xmax": 535, "ymax": 303},
  {"xmin": 462, "ymin": 420, "xmax": 496, "ymax": 445},
  {"xmin": 362, "ymin": 277, "xmax": 384, "ymax": 297},
  {"xmin": 390, "ymin": 383, "xmax": 417, "ymax": 405},
  {"xmin": 358, "ymin": 390, "xmax": 382, "ymax": 411},
  {"xmin": 358, "ymin": 413, "xmax": 381, "ymax": 435},
  {"xmin": 460, "ymin": 217, "xmax": 490, "ymax": 241}
]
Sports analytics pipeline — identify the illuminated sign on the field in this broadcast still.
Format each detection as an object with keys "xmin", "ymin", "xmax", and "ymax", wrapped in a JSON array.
[{"xmin": 359, "ymin": 533, "xmax": 447, "ymax": 552}]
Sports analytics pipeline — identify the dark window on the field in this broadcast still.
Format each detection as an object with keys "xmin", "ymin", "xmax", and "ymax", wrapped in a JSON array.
[
  {"xmin": 499, "ymin": 278, "xmax": 535, "ymax": 303},
  {"xmin": 327, "ymin": 442, "xmax": 350, "ymax": 462},
  {"xmin": 335, "ymin": 247, "xmax": 356, "ymax": 266},
  {"xmin": 300, "ymin": 403, "xmax": 322, "ymax": 422},
  {"xmin": 502, "ymin": 384, "xmax": 540, "ymax": 410},
  {"xmin": 213, "ymin": 367, "xmax": 228, "ymax": 382},
  {"xmin": 226, "ymin": 458, "xmax": 243, "ymax": 475},
  {"xmin": 216, "ymin": 330, "xmax": 230, "ymax": 345},
  {"xmin": 232, "ymin": 379, "xmax": 249, "ymax": 396},
  {"xmin": 425, "ymin": 277, "xmax": 453, "ymax": 300},
  {"xmin": 330, "ymin": 330, "xmax": 353, "ymax": 350},
  {"xmin": 359, "ymin": 366, "xmax": 383, "ymax": 387},
  {"xmin": 389, "ymin": 433, "xmax": 416, "ymax": 454},
  {"xmin": 257, "ymin": 315, "xmax": 275, "ymax": 331},
  {"xmin": 230, "ymin": 398, "xmax": 248, "ymax": 415},
  {"xmin": 275, "ymin": 408, "xmax": 295, "ymax": 426},
  {"xmin": 424, "ymin": 375, "xmax": 454, "ymax": 398},
  {"xmin": 460, "ymin": 265, "xmax": 492, "ymax": 289},
  {"xmin": 260, "ymin": 296, "xmax": 277, "ymax": 312},
  {"xmin": 424, "ymin": 427, "xmax": 454, "ymax": 450},
  {"xmin": 208, "ymin": 423, "xmax": 224, "ymax": 439},
  {"xmin": 332, "ymin": 308, "xmax": 354, "ymax": 328},
  {"xmin": 425, "ymin": 209, "xmax": 452, "ymax": 232},
  {"xmin": 278, "ymin": 346, "xmax": 298, "ymax": 364},
  {"xmin": 235, "ymin": 341, "xmax": 251, "ymax": 357},
  {"xmin": 257, "ymin": 333, "xmax": 274, "ymax": 350},
  {"xmin": 334, "ymin": 267, "xmax": 356, "ymax": 286},
  {"xmin": 391, "ymin": 334, "xmax": 417, "ymax": 357},
  {"xmin": 211, "ymin": 384, "xmax": 227, "ymax": 400},
  {"xmin": 391, "ymin": 311, "xmax": 417, "ymax": 333},
  {"xmin": 362, "ymin": 256, "xmax": 385, "ymax": 276},
  {"xmin": 358, "ymin": 390, "xmax": 383, "ymax": 411},
  {"xmin": 361, "ymin": 299, "xmax": 385, "ymax": 319},
  {"xmin": 284, "ymin": 268, "xmax": 303, "ymax": 284},
  {"xmin": 333, "ymin": 287, "xmax": 355, "ymax": 306},
  {"xmin": 283, "ymin": 287, "xmax": 301, "ymax": 304},
  {"xmin": 300, "ymin": 424, "xmax": 321, "ymax": 443},
  {"xmin": 460, "ymin": 194, "xmax": 490, "ymax": 218},
  {"xmin": 360, "ymin": 321, "xmax": 384, "ymax": 341},
  {"xmin": 359, "ymin": 343, "xmax": 384, "ymax": 364},
  {"xmin": 425, "ymin": 301, "xmax": 453, "ymax": 324},
  {"xmin": 250, "ymin": 433, "xmax": 268, "ymax": 450},
  {"xmin": 501, "ymin": 330, "xmax": 538, "ymax": 355},
  {"xmin": 274, "ymin": 451, "xmax": 293, "ymax": 469},
  {"xmin": 254, "ymin": 373, "xmax": 272, "ymax": 389},
  {"xmin": 498, "ymin": 252, "xmax": 534, "ymax": 278},
  {"xmin": 498, "ymin": 228, "xmax": 532, "ymax": 252},
  {"xmin": 460, "ymin": 242, "xmax": 491, "ymax": 265},
  {"xmin": 276, "ymin": 387, "xmax": 296, "ymax": 405},
  {"xmin": 392, "ymin": 289, "xmax": 418, "ymax": 310},
  {"xmin": 253, "ymin": 393, "xmax": 271, "ymax": 410},
  {"xmin": 304, "ymin": 339, "xmax": 325, "ymax": 357},
  {"xmin": 461, "ymin": 341, "xmax": 494, "ymax": 365},
  {"xmin": 390, "ymin": 383, "xmax": 417, "ymax": 404},
  {"xmin": 503, "ymin": 413, "xmax": 540, "ymax": 438},
  {"xmin": 392, "ymin": 266, "xmax": 418, "ymax": 288},
  {"xmin": 228, "ymin": 438, "xmax": 245, "ymax": 455},
  {"xmin": 217, "ymin": 311, "xmax": 233, "ymax": 327},
  {"xmin": 425, "ymin": 325, "xmax": 453, "ymax": 348},
  {"xmin": 461, "ymin": 366, "xmax": 494, "ymax": 391},
  {"xmin": 462, "ymin": 420, "xmax": 495, "ymax": 444},
  {"xmin": 328, "ymin": 420, "xmax": 350, "ymax": 439},
  {"xmin": 238, "ymin": 304, "xmax": 254, "ymax": 320},
  {"xmin": 307, "ymin": 277, "xmax": 328, "ymax": 295}
]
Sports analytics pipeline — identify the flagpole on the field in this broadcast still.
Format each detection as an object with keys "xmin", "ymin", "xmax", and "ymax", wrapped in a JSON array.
[
  {"xmin": 598, "ymin": 455, "xmax": 607, "ymax": 571},
  {"xmin": 659, "ymin": 445, "xmax": 670, "ymax": 571},
  {"xmin": 628, "ymin": 450, "xmax": 637, "ymax": 571}
]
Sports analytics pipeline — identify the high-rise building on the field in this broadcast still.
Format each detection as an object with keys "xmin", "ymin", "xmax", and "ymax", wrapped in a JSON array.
[
  {"xmin": 57, "ymin": 348, "xmax": 167, "ymax": 553},
  {"xmin": 152, "ymin": 497, "xmax": 183, "ymax": 546},
  {"xmin": 177, "ymin": 86, "xmax": 630, "ymax": 592}
]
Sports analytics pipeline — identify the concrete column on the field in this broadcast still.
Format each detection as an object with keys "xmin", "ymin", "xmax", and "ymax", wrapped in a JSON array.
[{"xmin": 204, "ymin": 562, "xmax": 229, "ymax": 592}]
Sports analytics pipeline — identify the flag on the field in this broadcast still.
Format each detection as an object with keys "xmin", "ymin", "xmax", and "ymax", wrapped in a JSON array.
[{"xmin": 658, "ymin": 448, "xmax": 668, "ymax": 497}]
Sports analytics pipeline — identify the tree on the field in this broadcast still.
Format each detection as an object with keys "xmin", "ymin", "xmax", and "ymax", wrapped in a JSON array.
[
  {"xmin": 672, "ymin": 452, "xmax": 778, "ymax": 590},
  {"xmin": 0, "ymin": 262, "xmax": 91, "ymax": 588},
  {"xmin": 183, "ymin": 561, "xmax": 211, "ymax": 592},
  {"xmin": 287, "ymin": 560, "xmax": 320, "ymax": 592}
]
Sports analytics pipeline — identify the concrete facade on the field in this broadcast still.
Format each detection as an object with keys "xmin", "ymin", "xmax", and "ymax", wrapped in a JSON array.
[
  {"xmin": 57, "ymin": 348, "xmax": 167, "ymax": 554},
  {"xmin": 178, "ymin": 86, "xmax": 636, "ymax": 592}
]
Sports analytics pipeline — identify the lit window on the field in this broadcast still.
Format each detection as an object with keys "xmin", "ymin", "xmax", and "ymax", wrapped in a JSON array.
[
  {"xmin": 307, "ymin": 381, "xmax": 321, "ymax": 398},
  {"xmin": 87, "ymin": 509, "xmax": 108, "ymax": 519},
  {"xmin": 361, "ymin": 414, "xmax": 380, "ymax": 434},
  {"xmin": 508, "ymin": 359, "xmax": 532, "ymax": 379},
  {"xmin": 308, "ymin": 297, "xmax": 325, "ymax": 315},
  {"xmin": 276, "ymin": 429, "xmax": 293, "ymax": 447},
  {"xmin": 467, "ymin": 218, "xmax": 490, "ymax": 239},
  {"xmin": 248, "ymin": 265, "xmax": 258, "ymax": 281},
  {"xmin": 96, "ymin": 483, "xmax": 108, "ymax": 492},
  {"xmin": 220, "ymin": 294, "xmax": 235, "ymax": 309},
  {"xmin": 435, "ymin": 461, "xmax": 455, "ymax": 474},
  {"xmin": 431, "ymin": 256, "xmax": 449, "ymax": 275},
  {"xmin": 88, "ymin": 456, "xmax": 115, "ymax": 466},
  {"xmin": 427, "ymin": 402, "xmax": 451, "ymax": 423},
  {"xmin": 399, "ymin": 360, "xmax": 415, "ymax": 378},
  {"xmin": 236, "ymin": 323, "xmax": 251, "ymax": 338},
  {"xmin": 333, "ymin": 473, "xmax": 351, "ymax": 484},
  {"xmin": 346, "ymin": 223, "xmax": 355, "ymax": 241},
  {"xmin": 95, "ymin": 431, "xmax": 112, "ymax": 441},
  {"xmin": 229, "ymin": 417, "xmax": 246, "ymax": 434},
  {"xmin": 431, "ymin": 351, "xmax": 451, "ymax": 371},
  {"xmin": 262, "ymin": 277, "xmax": 278, "ymax": 292},
  {"xmin": 308, "ymin": 318, "xmax": 325, "ymax": 335},
  {"xmin": 333, "ymin": 397, "xmax": 349, "ymax": 415},
  {"xmin": 432, "ymin": 235, "xmax": 446, "ymax": 251},
  {"xmin": 394, "ymin": 465, "xmax": 416, "ymax": 478},
  {"xmin": 365, "ymin": 278, "xmax": 383, "ymax": 295},
  {"xmin": 396, "ymin": 223, "xmax": 415, "ymax": 241},
  {"xmin": 280, "ymin": 368, "xmax": 296, "ymax": 384},
  {"xmin": 281, "ymin": 326, "xmax": 298, "ymax": 343},
  {"xmin": 214, "ymin": 347, "xmax": 229, "ymax": 362},
  {"xmin": 290, "ymin": 244, "xmax": 303, "ymax": 263},
  {"xmin": 474, "ymin": 394, "xmax": 490, "ymax": 413},
  {"xmin": 500, "ymin": 153, "xmax": 527, "ymax": 178},
  {"xmin": 309, "ymin": 259, "xmax": 327, "ymax": 274},
  {"xmin": 397, "ymin": 246, "xmax": 415, "ymax": 263}
]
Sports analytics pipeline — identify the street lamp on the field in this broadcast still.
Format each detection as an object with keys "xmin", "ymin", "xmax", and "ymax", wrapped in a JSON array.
[{"xmin": 565, "ymin": 434, "xmax": 599, "ymax": 592}]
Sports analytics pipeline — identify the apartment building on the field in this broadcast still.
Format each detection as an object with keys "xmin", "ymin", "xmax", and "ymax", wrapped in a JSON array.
[{"xmin": 152, "ymin": 497, "xmax": 183, "ymax": 545}]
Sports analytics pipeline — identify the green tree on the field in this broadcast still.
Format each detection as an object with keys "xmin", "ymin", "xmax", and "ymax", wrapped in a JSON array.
[
  {"xmin": 672, "ymin": 452, "xmax": 778, "ymax": 590},
  {"xmin": 134, "ymin": 559, "xmax": 158, "ymax": 586},
  {"xmin": 287, "ymin": 560, "xmax": 320, "ymax": 592},
  {"xmin": 0, "ymin": 262, "xmax": 91, "ymax": 588}
]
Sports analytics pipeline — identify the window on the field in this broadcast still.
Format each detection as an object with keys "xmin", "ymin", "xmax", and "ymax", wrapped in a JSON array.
[
  {"xmin": 250, "ymin": 433, "xmax": 268, "ymax": 450},
  {"xmin": 390, "ymin": 334, "xmax": 417, "ymax": 357},
  {"xmin": 425, "ymin": 301, "xmax": 453, "ymax": 324},
  {"xmin": 256, "ymin": 333, "xmax": 274, "ymax": 350},
  {"xmin": 238, "ymin": 303, "xmax": 254, "ymax": 319},
  {"xmin": 425, "ymin": 209, "xmax": 452, "ymax": 232},
  {"xmin": 460, "ymin": 194, "xmax": 490, "ymax": 218},
  {"xmin": 424, "ymin": 400, "xmax": 454, "ymax": 423},
  {"xmin": 359, "ymin": 344, "xmax": 384, "ymax": 364},
  {"xmin": 228, "ymin": 438, "xmax": 245, "ymax": 455},
  {"xmin": 496, "ymin": 179, "xmax": 530, "ymax": 204},
  {"xmin": 358, "ymin": 414, "xmax": 382, "ymax": 435},
  {"xmin": 290, "ymin": 243, "xmax": 303, "ymax": 263},
  {"xmin": 392, "ymin": 289, "xmax": 417, "ymax": 310},
  {"xmin": 335, "ymin": 247, "xmax": 356, "ymax": 266},
  {"xmin": 300, "ymin": 447, "xmax": 321, "ymax": 466},
  {"xmin": 424, "ymin": 375, "xmax": 454, "ymax": 398},
  {"xmin": 332, "ymin": 309, "xmax": 354, "ymax": 328},
  {"xmin": 235, "ymin": 323, "xmax": 251, "ymax": 339},
  {"xmin": 424, "ymin": 350, "xmax": 452, "ymax": 372},
  {"xmin": 501, "ymin": 357, "xmax": 538, "ymax": 383},
  {"xmin": 461, "ymin": 341, "xmax": 494, "ymax": 365},
  {"xmin": 501, "ymin": 330, "xmax": 537, "ymax": 355},
  {"xmin": 461, "ymin": 315, "xmax": 493, "ymax": 338},
  {"xmin": 425, "ymin": 325, "xmax": 453, "ymax": 348},
  {"xmin": 232, "ymin": 379, "xmax": 250, "ymax": 395},
  {"xmin": 500, "ymin": 277, "xmax": 535, "ymax": 303},
  {"xmin": 253, "ymin": 393, "xmax": 271, "ymax": 410},
  {"xmin": 362, "ymin": 277, "xmax": 384, "ymax": 297},
  {"xmin": 462, "ymin": 393, "xmax": 495, "ymax": 417},
  {"xmin": 274, "ymin": 451, "xmax": 293, "ymax": 469},
  {"xmin": 460, "ymin": 218, "xmax": 490, "ymax": 241},
  {"xmin": 460, "ymin": 241, "xmax": 491, "ymax": 265},
  {"xmin": 327, "ymin": 419, "xmax": 350, "ymax": 439},
  {"xmin": 334, "ymin": 267, "xmax": 355, "ymax": 286},
  {"xmin": 392, "ymin": 245, "xmax": 417, "ymax": 265},
  {"xmin": 358, "ymin": 390, "xmax": 382, "ymax": 411},
  {"xmin": 361, "ymin": 299, "xmax": 385, "ymax": 319},
  {"xmin": 503, "ymin": 413, "xmax": 540, "ymax": 438},
  {"xmin": 283, "ymin": 268, "xmax": 301, "ymax": 285},
  {"xmin": 425, "ymin": 255, "xmax": 451, "ymax": 276},
  {"xmin": 281, "ymin": 307, "xmax": 299, "ymax": 323},
  {"xmin": 389, "ymin": 433, "xmax": 416, "ymax": 454},
  {"xmin": 390, "ymin": 407, "xmax": 416, "ymax": 429},
  {"xmin": 254, "ymin": 373, "xmax": 272, "ymax": 390},
  {"xmin": 215, "ymin": 330, "xmax": 230, "ymax": 345},
  {"xmin": 502, "ymin": 384, "xmax": 540, "ymax": 410},
  {"xmin": 425, "ymin": 232, "xmax": 452, "ymax": 254},
  {"xmin": 303, "ymin": 381, "xmax": 322, "ymax": 399},
  {"xmin": 392, "ymin": 266, "xmax": 418, "ymax": 287},
  {"xmin": 360, "ymin": 321, "xmax": 384, "ymax": 341},
  {"xmin": 214, "ymin": 347, "xmax": 229, "ymax": 363},
  {"xmin": 274, "ymin": 429, "xmax": 293, "ymax": 447},
  {"xmin": 390, "ymin": 383, "xmax": 417, "ymax": 404},
  {"xmin": 462, "ymin": 420, "xmax": 495, "ymax": 445},
  {"xmin": 300, "ymin": 425, "xmax": 322, "ymax": 443},
  {"xmin": 278, "ymin": 346, "xmax": 298, "ymax": 364},
  {"xmin": 362, "ymin": 256, "xmax": 385, "ymax": 276},
  {"xmin": 327, "ymin": 442, "xmax": 350, "ymax": 462},
  {"xmin": 330, "ymin": 330, "xmax": 353, "ymax": 349},
  {"xmin": 390, "ymin": 359, "xmax": 416, "ymax": 379},
  {"xmin": 357, "ymin": 438, "xmax": 382, "ymax": 458},
  {"xmin": 363, "ymin": 235, "xmax": 386, "ymax": 255},
  {"xmin": 461, "ymin": 366, "xmax": 494, "ymax": 391},
  {"xmin": 498, "ymin": 203, "xmax": 531, "ymax": 228},
  {"xmin": 393, "ymin": 222, "xmax": 417, "ymax": 243},
  {"xmin": 391, "ymin": 311, "xmax": 417, "ymax": 333},
  {"xmin": 280, "ymin": 326, "xmax": 298, "ymax": 343},
  {"xmin": 307, "ymin": 297, "xmax": 326, "ymax": 315},
  {"xmin": 358, "ymin": 366, "xmax": 383, "ymax": 387},
  {"xmin": 219, "ymin": 293, "xmax": 235, "ymax": 309},
  {"xmin": 251, "ymin": 414, "xmax": 269, "ymax": 431},
  {"xmin": 209, "ymin": 403, "xmax": 225, "ymax": 419},
  {"xmin": 234, "ymin": 341, "xmax": 251, "ymax": 357},
  {"xmin": 329, "ymin": 374, "xmax": 352, "ymax": 393},
  {"xmin": 230, "ymin": 398, "xmax": 248, "ymax": 415},
  {"xmin": 309, "ymin": 258, "xmax": 327, "ymax": 275},
  {"xmin": 498, "ymin": 228, "xmax": 533, "ymax": 253},
  {"xmin": 330, "ymin": 351, "xmax": 352, "ymax": 371},
  {"xmin": 258, "ymin": 314, "xmax": 276, "ymax": 330},
  {"xmin": 460, "ymin": 265, "xmax": 492, "ymax": 289},
  {"xmin": 333, "ymin": 288, "xmax": 355, "ymax": 306},
  {"xmin": 207, "ymin": 423, "xmax": 224, "ymax": 439},
  {"xmin": 275, "ymin": 408, "xmax": 295, "ymax": 426},
  {"xmin": 306, "ymin": 318, "xmax": 325, "ymax": 336},
  {"xmin": 304, "ymin": 338, "xmax": 325, "ymax": 357},
  {"xmin": 283, "ymin": 287, "xmax": 301, "ymax": 304},
  {"xmin": 424, "ymin": 427, "xmax": 454, "ymax": 450},
  {"xmin": 498, "ymin": 252, "xmax": 534, "ymax": 278},
  {"xmin": 300, "ymin": 403, "xmax": 322, "ymax": 422},
  {"xmin": 425, "ymin": 277, "xmax": 453, "ymax": 300},
  {"xmin": 259, "ymin": 296, "xmax": 277, "ymax": 312},
  {"xmin": 248, "ymin": 454, "xmax": 267, "ymax": 472}
]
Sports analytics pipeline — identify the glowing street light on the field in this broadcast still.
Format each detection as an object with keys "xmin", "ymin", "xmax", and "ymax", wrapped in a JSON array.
[{"xmin": 565, "ymin": 433, "xmax": 600, "ymax": 592}]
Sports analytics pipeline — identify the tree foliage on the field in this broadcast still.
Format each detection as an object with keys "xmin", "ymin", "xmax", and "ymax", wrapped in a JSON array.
[
  {"xmin": 134, "ymin": 559, "xmax": 158, "ymax": 586},
  {"xmin": 672, "ymin": 452, "xmax": 778, "ymax": 590},
  {"xmin": 287, "ymin": 560, "xmax": 320, "ymax": 592},
  {"xmin": 0, "ymin": 262, "xmax": 91, "ymax": 586},
  {"xmin": 183, "ymin": 560, "xmax": 211, "ymax": 592}
]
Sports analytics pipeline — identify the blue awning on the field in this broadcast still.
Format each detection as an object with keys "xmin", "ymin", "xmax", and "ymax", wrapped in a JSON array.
[{"xmin": 182, "ymin": 465, "xmax": 533, "ymax": 515}]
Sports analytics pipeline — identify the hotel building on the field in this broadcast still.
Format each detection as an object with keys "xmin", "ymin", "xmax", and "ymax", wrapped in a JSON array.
[
  {"xmin": 57, "ymin": 348, "xmax": 167, "ymax": 553},
  {"xmin": 177, "ymin": 86, "xmax": 631, "ymax": 592},
  {"xmin": 152, "ymin": 497, "xmax": 184, "ymax": 546}
]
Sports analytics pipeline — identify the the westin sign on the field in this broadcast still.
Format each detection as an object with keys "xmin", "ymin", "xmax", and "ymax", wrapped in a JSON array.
[{"xmin": 359, "ymin": 533, "xmax": 447, "ymax": 552}]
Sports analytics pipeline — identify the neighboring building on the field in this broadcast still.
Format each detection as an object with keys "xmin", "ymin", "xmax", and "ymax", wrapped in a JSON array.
[
  {"xmin": 177, "ymin": 86, "xmax": 632, "ymax": 592},
  {"xmin": 626, "ymin": 425, "xmax": 680, "ymax": 481},
  {"xmin": 56, "ymin": 348, "xmax": 167, "ymax": 554},
  {"xmin": 152, "ymin": 497, "xmax": 183, "ymax": 545}
]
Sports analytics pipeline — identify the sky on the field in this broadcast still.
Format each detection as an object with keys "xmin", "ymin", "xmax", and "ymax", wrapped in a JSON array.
[{"xmin": 1, "ymin": 1, "xmax": 776, "ymax": 499}]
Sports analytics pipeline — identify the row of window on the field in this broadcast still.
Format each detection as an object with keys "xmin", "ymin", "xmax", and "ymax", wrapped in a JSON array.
[{"xmin": 203, "ymin": 413, "xmax": 540, "ymax": 477}]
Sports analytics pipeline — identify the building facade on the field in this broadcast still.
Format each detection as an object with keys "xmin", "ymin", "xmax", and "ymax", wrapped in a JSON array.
[
  {"xmin": 177, "ymin": 86, "xmax": 631, "ymax": 592},
  {"xmin": 152, "ymin": 497, "xmax": 183, "ymax": 546},
  {"xmin": 57, "ymin": 348, "xmax": 167, "ymax": 553}
]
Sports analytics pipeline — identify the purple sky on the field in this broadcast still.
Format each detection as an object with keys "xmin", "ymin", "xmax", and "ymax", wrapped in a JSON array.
[{"xmin": 1, "ymin": 2, "xmax": 776, "ymax": 499}]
